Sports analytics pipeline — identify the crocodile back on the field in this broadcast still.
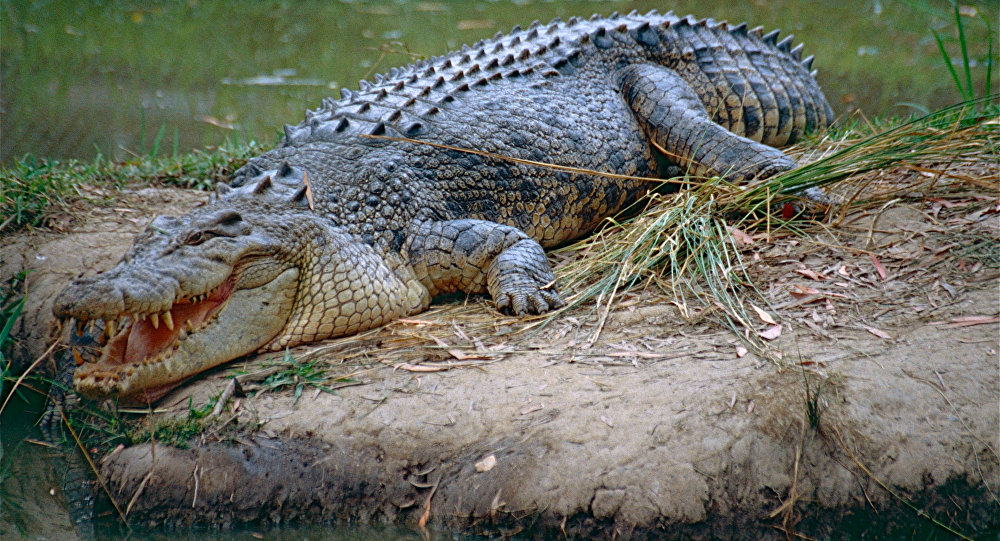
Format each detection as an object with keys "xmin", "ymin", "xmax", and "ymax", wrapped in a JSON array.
[{"xmin": 233, "ymin": 10, "xmax": 833, "ymax": 247}]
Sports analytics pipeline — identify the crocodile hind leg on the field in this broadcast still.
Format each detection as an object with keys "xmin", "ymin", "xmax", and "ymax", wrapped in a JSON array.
[
  {"xmin": 404, "ymin": 219, "xmax": 564, "ymax": 316},
  {"xmin": 618, "ymin": 63, "xmax": 797, "ymax": 182}
]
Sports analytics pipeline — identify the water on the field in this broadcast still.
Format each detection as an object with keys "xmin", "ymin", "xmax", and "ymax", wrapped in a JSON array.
[
  {"xmin": 1, "ymin": 0, "xmax": 997, "ymax": 539},
  {"xmin": 1, "ymin": 0, "xmax": 996, "ymax": 165}
]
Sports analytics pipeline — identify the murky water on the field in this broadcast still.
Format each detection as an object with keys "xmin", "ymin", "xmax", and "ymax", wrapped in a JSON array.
[
  {"xmin": 1, "ymin": 0, "xmax": 997, "ymax": 539},
  {"xmin": 1, "ymin": 0, "xmax": 996, "ymax": 165}
]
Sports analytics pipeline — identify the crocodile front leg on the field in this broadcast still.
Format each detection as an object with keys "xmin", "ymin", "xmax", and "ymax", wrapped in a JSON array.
[
  {"xmin": 404, "ymin": 220, "xmax": 564, "ymax": 316},
  {"xmin": 619, "ymin": 63, "xmax": 797, "ymax": 182}
]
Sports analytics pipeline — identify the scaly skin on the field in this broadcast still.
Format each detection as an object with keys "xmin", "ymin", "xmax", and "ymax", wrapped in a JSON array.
[{"xmin": 53, "ymin": 10, "xmax": 833, "ymax": 402}]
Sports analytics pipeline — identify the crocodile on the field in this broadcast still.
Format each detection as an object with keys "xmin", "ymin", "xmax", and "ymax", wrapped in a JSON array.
[{"xmin": 53, "ymin": 10, "xmax": 833, "ymax": 403}]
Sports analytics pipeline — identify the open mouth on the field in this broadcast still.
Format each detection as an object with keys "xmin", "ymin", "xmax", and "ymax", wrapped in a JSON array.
[{"xmin": 72, "ymin": 278, "xmax": 234, "ymax": 370}]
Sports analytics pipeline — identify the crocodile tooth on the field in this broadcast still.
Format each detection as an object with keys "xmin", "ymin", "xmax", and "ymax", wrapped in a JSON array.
[
  {"xmin": 185, "ymin": 320, "xmax": 195, "ymax": 332},
  {"xmin": 72, "ymin": 347, "xmax": 85, "ymax": 366},
  {"xmin": 178, "ymin": 328, "xmax": 188, "ymax": 340},
  {"xmin": 163, "ymin": 311, "xmax": 174, "ymax": 331},
  {"xmin": 104, "ymin": 318, "xmax": 115, "ymax": 340},
  {"xmin": 151, "ymin": 313, "xmax": 159, "ymax": 329},
  {"xmin": 75, "ymin": 319, "xmax": 86, "ymax": 337}
]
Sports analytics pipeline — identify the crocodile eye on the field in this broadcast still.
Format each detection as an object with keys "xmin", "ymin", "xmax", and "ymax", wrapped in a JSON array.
[{"xmin": 184, "ymin": 230, "xmax": 213, "ymax": 246}]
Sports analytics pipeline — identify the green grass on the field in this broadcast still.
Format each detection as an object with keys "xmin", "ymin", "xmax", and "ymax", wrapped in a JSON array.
[
  {"xmin": 55, "ymin": 392, "xmax": 220, "ymax": 452},
  {"xmin": 127, "ymin": 396, "xmax": 218, "ymax": 449},
  {"xmin": 0, "ymin": 134, "xmax": 271, "ymax": 233},
  {"xmin": 931, "ymin": 1, "xmax": 994, "ymax": 101},
  {"xmin": 0, "ymin": 271, "xmax": 28, "ymax": 404},
  {"xmin": 254, "ymin": 349, "xmax": 355, "ymax": 406}
]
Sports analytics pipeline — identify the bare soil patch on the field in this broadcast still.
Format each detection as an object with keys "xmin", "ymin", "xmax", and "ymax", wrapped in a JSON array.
[{"xmin": 2, "ymin": 169, "xmax": 998, "ymax": 539}]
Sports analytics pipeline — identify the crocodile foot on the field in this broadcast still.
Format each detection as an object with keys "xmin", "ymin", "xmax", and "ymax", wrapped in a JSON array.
[{"xmin": 487, "ymin": 238, "xmax": 565, "ymax": 316}]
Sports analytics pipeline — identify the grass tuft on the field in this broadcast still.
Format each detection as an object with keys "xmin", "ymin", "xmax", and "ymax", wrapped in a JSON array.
[
  {"xmin": 0, "ymin": 271, "xmax": 28, "ymax": 404},
  {"xmin": 550, "ymin": 97, "xmax": 997, "ymax": 361},
  {"xmin": 0, "ymin": 135, "xmax": 273, "ymax": 233},
  {"xmin": 253, "ymin": 349, "xmax": 355, "ymax": 405}
]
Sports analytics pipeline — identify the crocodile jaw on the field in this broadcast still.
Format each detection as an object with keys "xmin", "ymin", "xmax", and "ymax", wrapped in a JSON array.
[{"xmin": 71, "ymin": 268, "xmax": 299, "ymax": 403}]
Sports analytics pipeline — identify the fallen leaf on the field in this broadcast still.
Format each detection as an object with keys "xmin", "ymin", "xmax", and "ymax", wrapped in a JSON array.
[
  {"xmin": 736, "ymin": 346, "xmax": 748, "ymax": 358},
  {"xmin": 837, "ymin": 265, "xmax": 851, "ymax": 278},
  {"xmin": 864, "ymin": 326, "xmax": 892, "ymax": 339},
  {"xmin": 475, "ymin": 454, "xmax": 497, "ymax": 472},
  {"xmin": 520, "ymin": 404, "xmax": 543, "ymax": 415},
  {"xmin": 790, "ymin": 284, "xmax": 822, "ymax": 299},
  {"xmin": 430, "ymin": 335, "xmax": 489, "ymax": 360},
  {"xmin": 944, "ymin": 315, "xmax": 1000, "ymax": 328},
  {"xmin": 395, "ymin": 363, "xmax": 449, "ymax": 372},
  {"xmin": 927, "ymin": 197, "xmax": 969, "ymax": 208},
  {"xmin": 751, "ymin": 304, "xmax": 777, "ymax": 325},
  {"xmin": 397, "ymin": 318, "xmax": 437, "ymax": 326},
  {"xmin": 870, "ymin": 254, "xmax": 887, "ymax": 280},
  {"xmin": 759, "ymin": 324, "xmax": 783, "ymax": 340},
  {"xmin": 795, "ymin": 268, "xmax": 828, "ymax": 281},
  {"xmin": 728, "ymin": 225, "xmax": 754, "ymax": 245},
  {"xmin": 798, "ymin": 360, "xmax": 826, "ymax": 367}
]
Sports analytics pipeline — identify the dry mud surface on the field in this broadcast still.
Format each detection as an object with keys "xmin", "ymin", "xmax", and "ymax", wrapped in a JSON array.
[{"xmin": 2, "ymin": 182, "xmax": 998, "ymax": 540}]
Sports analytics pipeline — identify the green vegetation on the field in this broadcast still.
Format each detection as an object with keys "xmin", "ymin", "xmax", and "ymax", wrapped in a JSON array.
[
  {"xmin": 0, "ymin": 135, "xmax": 270, "ymax": 232},
  {"xmin": 931, "ymin": 1, "xmax": 994, "ymax": 101},
  {"xmin": 128, "ymin": 396, "xmax": 218, "ymax": 449},
  {"xmin": 54, "ymin": 392, "xmax": 220, "ymax": 453},
  {"xmin": 0, "ymin": 271, "xmax": 28, "ymax": 404},
  {"xmin": 254, "ymin": 349, "xmax": 355, "ymax": 406}
]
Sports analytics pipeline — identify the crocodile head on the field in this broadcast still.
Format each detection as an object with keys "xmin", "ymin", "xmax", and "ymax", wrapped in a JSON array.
[{"xmin": 54, "ymin": 169, "xmax": 417, "ymax": 403}]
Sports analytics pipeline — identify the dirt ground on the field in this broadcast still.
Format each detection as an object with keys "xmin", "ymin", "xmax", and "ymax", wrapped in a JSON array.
[{"xmin": 2, "ymin": 174, "xmax": 998, "ymax": 539}]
